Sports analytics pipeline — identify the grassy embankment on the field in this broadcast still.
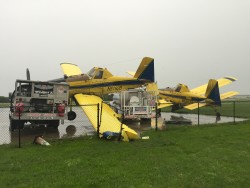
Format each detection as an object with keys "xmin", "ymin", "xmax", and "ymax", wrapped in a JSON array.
[{"xmin": 0, "ymin": 100, "xmax": 250, "ymax": 187}]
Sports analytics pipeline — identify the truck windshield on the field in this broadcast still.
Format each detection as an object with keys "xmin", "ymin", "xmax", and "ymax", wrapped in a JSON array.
[{"xmin": 16, "ymin": 82, "xmax": 32, "ymax": 97}]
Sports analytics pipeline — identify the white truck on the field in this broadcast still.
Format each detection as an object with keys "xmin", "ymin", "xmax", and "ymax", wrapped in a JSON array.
[
  {"xmin": 9, "ymin": 79, "xmax": 69, "ymax": 131},
  {"xmin": 111, "ymin": 88, "xmax": 156, "ymax": 121}
]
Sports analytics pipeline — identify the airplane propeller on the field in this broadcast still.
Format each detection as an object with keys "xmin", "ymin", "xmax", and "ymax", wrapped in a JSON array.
[{"xmin": 26, "ymin": 68, "xmax": 30, "ymax": 80}]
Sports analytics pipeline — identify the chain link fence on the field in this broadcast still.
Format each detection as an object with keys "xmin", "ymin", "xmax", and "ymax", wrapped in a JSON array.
[{"xmin": 1, "ymin": 100, "xmax": 250, "ymax": 147}]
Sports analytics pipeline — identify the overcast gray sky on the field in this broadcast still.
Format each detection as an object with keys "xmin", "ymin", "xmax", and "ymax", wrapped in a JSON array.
[{"xmin": 0, "ymin": 0, "xmax": 249, "ymax": 96}]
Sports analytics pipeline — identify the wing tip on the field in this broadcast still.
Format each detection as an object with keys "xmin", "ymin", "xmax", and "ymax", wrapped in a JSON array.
[
  {"xmin": 224, "ymin": 76, "xmax": 237, "ymax": 82},
  {"xmin": 60, "ymin": 62, "xmax": 79, "ymax": 67}
]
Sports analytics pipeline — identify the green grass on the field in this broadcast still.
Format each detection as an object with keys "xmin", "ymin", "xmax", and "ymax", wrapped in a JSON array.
[
  {"xmin": 0, "ymin": 103, "xmax": 9, "ymax": 108},
  {"xmin": 161, "ymin": 101, "xmax": 250, "ymax": 118},
  {"xmin": 1, "ymin": 100, "xmax": 250, "ymax": 187},
  {"xmin": 1, "ymin": 121, "xmax": 250, "ymax": 187}
]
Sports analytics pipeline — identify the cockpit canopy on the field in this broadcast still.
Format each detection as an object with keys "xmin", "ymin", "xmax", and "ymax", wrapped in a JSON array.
[{"xmin": 87, "ymin": 67, "xmax": 113, "ymax": 79}]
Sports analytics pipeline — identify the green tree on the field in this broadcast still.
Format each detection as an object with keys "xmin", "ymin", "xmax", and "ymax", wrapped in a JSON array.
[{"xmin": 0, "ymin": 96, "xmax": 9, "ymax": 103}]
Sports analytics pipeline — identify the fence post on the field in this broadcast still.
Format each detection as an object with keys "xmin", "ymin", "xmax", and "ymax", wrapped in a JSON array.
[
  {"xmin": 97, "ymin": 103, "xmax": 100, "ymax": 138},
  {"xmin": 118, "ymin": 111, "xmax": 124, "ymax": 141},
  {"xmin": 155, "ymin": 102, "xmax": 158, "ymax": 131},
  {"xmin": 197, "ymin": 102, "xmax": 200, "ymax": 126},
  {"xmin": 233, "ymin": 101, "xmax": 236, "ymax": 124},
  {"xmin": 18, "ymin": 107, "xmax": 21, "ymax": 148}
]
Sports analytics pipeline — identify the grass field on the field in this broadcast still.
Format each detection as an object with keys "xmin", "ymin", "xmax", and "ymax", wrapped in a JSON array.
[
  {"xmin": 1, "ymin": 120, "xmax": 250, "ymax": 187},
  {"xmin": 1, "ymin": 100, "xmax": 250, "ymax": 187}
]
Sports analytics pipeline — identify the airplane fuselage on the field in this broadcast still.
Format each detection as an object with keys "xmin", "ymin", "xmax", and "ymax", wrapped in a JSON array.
[
  {"xmin": 68, "ymin": 76, "xmax": 149, "ymax": 96},
  {"xmin": 159, "ymin": 90, "xmax": 206, "ymax": 105}
]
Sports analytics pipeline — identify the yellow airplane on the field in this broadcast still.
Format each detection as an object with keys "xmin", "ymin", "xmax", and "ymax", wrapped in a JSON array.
[
  {"xmin": 153, "ymin": 77, "xmax": 239, "ymax": 112},
  {"xmin": 51, "ymin": 57, "xmax": 154, "ymax": 96},
  {"xmin": 50, "ymin": 57, "xmax": 155, "ymax": 141}
]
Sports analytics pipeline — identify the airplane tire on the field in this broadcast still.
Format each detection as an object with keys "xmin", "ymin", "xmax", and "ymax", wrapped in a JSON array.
[{"xmin": 68, "ymin": 111, "xmax": 76, "ymax": 121}]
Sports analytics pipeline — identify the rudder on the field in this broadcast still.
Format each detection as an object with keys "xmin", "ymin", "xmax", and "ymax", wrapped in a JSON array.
[
  {"xmin": 205, "ymin": 79, "xmax": 221, "ymax": 106},
  {"xmin": 134, "ymin": 57, "xmax": 154, "ymax": 82}
]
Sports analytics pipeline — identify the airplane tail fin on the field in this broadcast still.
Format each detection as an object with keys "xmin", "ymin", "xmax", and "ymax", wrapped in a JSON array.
[
  {"xmin": 205, "ymin": 79, "xmax": 221, "ymax": 106},
  {"xmin": 134, "ymin": 57, "xmax": 154, "ymax": 82}
]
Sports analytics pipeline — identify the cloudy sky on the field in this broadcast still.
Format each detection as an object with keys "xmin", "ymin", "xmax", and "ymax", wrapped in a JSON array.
[{"xmin": 0, "ymin": 0, "xmax": 249, "ymax": 96}]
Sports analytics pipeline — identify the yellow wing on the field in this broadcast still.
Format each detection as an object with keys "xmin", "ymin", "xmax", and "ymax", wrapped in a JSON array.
[
  {"xmin": 126, "ymin": 71, "xmax": 135, "ymax": 77},
  {"xmin": 74, "ymin": 94, "xmax": 139, "ymax": 141},
  {"xmin": 220, "ymin": 91, "xmax": 239, "ymax": 100},
  {"xmin": 191, "ymin": 76, "xmax": 237, "ymax": 95},
  {"xmin": 184, "ymin": 103, "xmax": 206, "ymax": 110},
  {"xmin": 184, "ymin": 91, "xmax": 239, "ymax": 110},
  {"xmin": 60, "ymin": 63, "xmax": 83, "ymax": 77}
]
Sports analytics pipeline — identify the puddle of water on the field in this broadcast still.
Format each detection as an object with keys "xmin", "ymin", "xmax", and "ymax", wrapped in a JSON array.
[
  {"xmin": 160, "ymin": 112, "xmax": 246, "ymax": 125},
  {"xmin": 0, "ymin": 108, "xmax": 247, "ymax": 145}
]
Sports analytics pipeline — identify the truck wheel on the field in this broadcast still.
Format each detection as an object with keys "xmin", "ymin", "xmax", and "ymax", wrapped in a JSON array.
[
  {"xmin": 48, "ymin": 120, "xmax": 60, "ymax": 129},
  {"xmin": 68, "ymin": 111, "xmax": 76, "ymax": 121}
]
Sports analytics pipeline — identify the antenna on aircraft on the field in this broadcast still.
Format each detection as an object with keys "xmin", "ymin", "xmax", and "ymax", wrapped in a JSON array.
[{"xmin": 26, "ymin": 68, "xmax": 30, "ymax": 80}]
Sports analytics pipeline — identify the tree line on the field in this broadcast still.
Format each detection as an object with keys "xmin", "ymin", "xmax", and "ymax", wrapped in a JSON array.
[{"xmin": 0, "ymin": 96, "xmax": 9, "ymax": 103}]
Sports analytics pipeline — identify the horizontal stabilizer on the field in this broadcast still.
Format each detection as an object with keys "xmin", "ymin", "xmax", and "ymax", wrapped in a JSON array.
[
  {"xmin": 61, "ymin": 63, "xmax": 83, "ymax": 77},
  {"xmin": 74, "ymin": 94, "xmax": 139, "ymax": 141},
  {"xmin": 191, "ymin": 76, "xmax": 237, "ymax": 96},
  {"xmin": 184, "ymin": 102, "xmax": 207, "ymax": 110},
  {"xmin": 220, "ymin": 91, "xmax": 239, "ymax": 100},
  {"xmin": 184, "ymin": 91, "xmax": 239, "ymax": 110},
  {"xmin": 217, "ymin": 77, "xmax": 237, "ymax": 88}
]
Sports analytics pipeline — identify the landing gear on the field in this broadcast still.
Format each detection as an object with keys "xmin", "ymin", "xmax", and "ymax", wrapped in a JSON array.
[{"xmin": 215, "ymin": 109, "xmax": 221, "ymax": 123}]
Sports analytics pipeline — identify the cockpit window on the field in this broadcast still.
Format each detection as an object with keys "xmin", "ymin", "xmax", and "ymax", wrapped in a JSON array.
[
  {"xmin": 87, "ymin": 68, "xmax": 95, "ymax": 78},
  {"xmin": 94, "ymin": 71, "xmax": 103, "ymax": 79}
]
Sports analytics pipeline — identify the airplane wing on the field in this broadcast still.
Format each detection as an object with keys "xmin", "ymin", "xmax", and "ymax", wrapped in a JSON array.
[
  {"xmin": 220, "ymin": 91, "xmax": 239, "ymax": 100},
  {"xmin": 184, "ymin": 103, "xmax": 207, "ymax": 110},
  {"xmin": 74, "ymin": 93, "xmax": 139, "ymax": 141},
  {"xmin": 126, "ymin": 71, "xmax": 135, "ymax": 77},
  {"xmin": 191, "ymin": 76, "xmax": 237, "ymax": 96},
  {"xmin": 184, "ymin": 91, "xmax": 239, "ymax": 110},
  {"xmin": 158, "ymin": 99, "xmax": 173, "ymax": 109},
  {"xmin": 60, "ymin": 63, "xmax": 83, "ymax": 77}
]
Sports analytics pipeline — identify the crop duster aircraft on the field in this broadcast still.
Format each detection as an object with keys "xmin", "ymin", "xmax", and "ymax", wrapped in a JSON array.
[
  {"xmin": 153, "ymin": 77, "xmax": 239, "ymax": 112},
  {"xmin": 126, "ymin": 70, "xmax": 239, "ymax": 113},
  {"xmin": 49, "ymin": 57, "xmax": 155, "ymax": 141}
]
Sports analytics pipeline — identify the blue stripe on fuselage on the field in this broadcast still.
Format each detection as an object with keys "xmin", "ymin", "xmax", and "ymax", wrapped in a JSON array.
[
  {"xmin": 69, "ymin": 80, "xmax": 145, "ymax": 90},
  {"xmin": 160, "ymin": 92, "xmax": 204, "ymax": 102}
]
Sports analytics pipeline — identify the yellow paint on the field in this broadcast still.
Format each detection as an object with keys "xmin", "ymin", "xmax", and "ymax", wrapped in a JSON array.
[{"xmin": 74, "ymin": 94, "xmax": 139, "ymax": 141}]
